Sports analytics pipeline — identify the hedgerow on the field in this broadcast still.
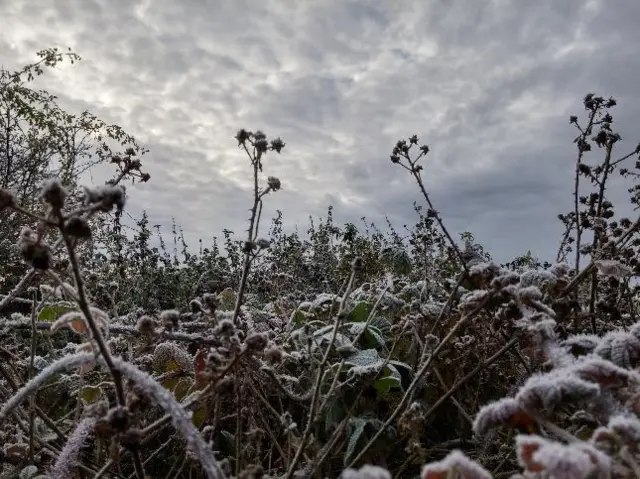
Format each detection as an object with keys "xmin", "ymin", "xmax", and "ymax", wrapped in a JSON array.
[{"xmin": 2, "ymin": 49, "xmax": 640, "ymax": 479}]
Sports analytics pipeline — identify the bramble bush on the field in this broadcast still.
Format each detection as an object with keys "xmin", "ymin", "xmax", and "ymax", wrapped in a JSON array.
[{"xmin": 2, "ymin": 50, "xmax": 640, "ymax": 479}]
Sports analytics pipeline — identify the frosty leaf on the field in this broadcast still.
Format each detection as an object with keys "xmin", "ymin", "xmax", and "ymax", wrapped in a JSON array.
[
  {"xmin": 345, "ymin": 418, "xmax": 367, "ymax": 466},
  {"xmin": 346, "ymin": 322, "xmax": 386, "ymax": 348},
  {"xmin": 341, "ymin": 465, "xmax": 391, "ymax": 479},
  {"xmin": 345, "ymin": 349, "xmax": 384, "ymax": 377},
  {"xmin": 594, "ymin": 259, "xmax": 633, "ymax": 279},
  {"xmin": 473, "ymin": 397, "xmax": 535, "ymax": 437},
  {"xmin": 515, "ymin": 434, "xmax": 609, "ymax": 479},
  {"xmin": 594, "ymin": 331, "xmax": 640, "ymax": 369},
  {"xmin": 572, "ymin": 356, "xmax": 637, "ymax": 389},
  {"xmin": 607, "ymin": 413, "xmax": 640, "ymax": 442},
  {"xmin": 515, "ymin": 370, "xmax": 600, "ymax": 412},
  {"xmin": 421, "ymin": 449, "xmax": 491, "ymax": 479},
  {"xmin": 153, "ymin": 342, "xmax": 194, "ymax": 374},
  {"xmin": 387, "ymin": 360, "xmax": 414, "ymax": 385},
  {"xmin": 562, "ymin": 334, "xmax": 601, "ymax": 356}
]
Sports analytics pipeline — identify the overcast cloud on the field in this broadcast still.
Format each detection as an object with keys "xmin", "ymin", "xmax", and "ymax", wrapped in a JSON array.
[{"xmin": 2, "ymin": 0, "xmax": 640, "ymax": 263}]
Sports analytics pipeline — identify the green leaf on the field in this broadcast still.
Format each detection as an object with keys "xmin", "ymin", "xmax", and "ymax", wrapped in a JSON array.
[
  {"xmin": 374, "ymin": 364, "xmax": 402, "ymax": 393},
  {"xmin": 192, "ymin": 406, "xmax": 207, "ymax": 428},
  {"xmin": 324, "ymin": 397, "xmax": 345, "ymax": 432},
  {"xmin": 79, "ymin": 385, "xmax": 102, "ymax": 404},
  {"xmin": 38, "ymin": 303, "xmax": 74, "ymax": 322},
  {"xmin": 217, "ymin": 288, "xmax": 236, "ymax": 310},
  {"xmin": 291, "ymin": 309, "xmax": 307, "ymax": 326},
  {"xmin": 348, "ymin": 301, "xmax": 370, "ymax": 322},
  {"xmin": 344, "ymin": 418, "xmax": 367, "ymax": 466},
  {"xmin": 374, "ymin": 376, "xmax": 400, "ymax": 394}
]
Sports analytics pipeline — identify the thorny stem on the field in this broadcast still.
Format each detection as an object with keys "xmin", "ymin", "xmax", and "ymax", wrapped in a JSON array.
[
  {"xmin": 572, "ymin": 108, "xmax": 598, "ymax": 274},
  {"xmin": 397, "ymin": 146, "xmax": 468, "ymax": 273},
  {"xmin": 587, "ymin": 141, "xmax": 614, "ymax": 329},
  {"xmin": 284, "ymin": 266, "xmax": 358, "ymax": 479},
  {"xmin": 231, "ymin": 142, "xmax": 273, "ymax": 326},
  {"xmin": 560, "ymin": 214, "xmax": 640, "ymax": 298}
]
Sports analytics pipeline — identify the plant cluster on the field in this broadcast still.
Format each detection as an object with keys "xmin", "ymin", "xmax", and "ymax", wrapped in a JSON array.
[{"xmin": 2, "ymin": 51, "xmax": 640, "ymax": 479}]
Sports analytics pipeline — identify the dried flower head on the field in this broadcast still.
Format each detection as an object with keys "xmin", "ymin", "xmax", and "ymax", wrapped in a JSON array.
[
  {"xmin": 40, "ymin": 178, "xmax": 68, "ymax": 209},
  {"xmin": 245, "ymin": 332, "xmax": 268, "ymax": 352},
  {"xmin": 17, "ymin": 227, "xmax": 52, "ymax": 270},
  {"xmin": 160, "ymin": 309, "xmax": 180, "ymax": 331},
  {"xmin": 267, "ymin": 176, "xmax": 281, "ymax": 191},
  {"xmin": 64, "ymin": 216, "xmax": 92, "ymax": 238}
]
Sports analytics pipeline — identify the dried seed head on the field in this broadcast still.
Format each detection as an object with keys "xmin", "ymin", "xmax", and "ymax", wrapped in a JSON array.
[
  {"xmin": 265, "ymin": 344, "xmax": 283, "ymax": 363},
  {"xmin": 106, "ymin": 406, "xmax": 129, "ymax": 431},
  {"xmin": 214, "ymin": 319, "xmax": 236, "ymax": 337},
  {"xmin": 136, "ymin": 315, "xmax": 157, "ymax": 336},
  {"xmin": 270, "ymin": 137, "xmax": 285, "ymax": 153},
  {"xmin": 160, "ymin": 309, "xmax": 180, "ymax": 331},
  {"xmin": 83, "ymin": 185, "xmax": 126, "ymax": 212},
  {"xmin": 17, "ymin": 227, "xmax": 52, "ymax": 270},
  {"xmin": 235, "ymin": 129, "xmax": 250, "ymax": 145},
  {"xmin": 202, "ymin": 293, "xmax": 218, "ymax": 311},
  {"xmin": 40, "ymin": 179, "xmax": 68, "ymax": 209},
  {"xmin": 245, "ymin": 332, "xmax": 268, "ymax": 352},
  {"xmin": 190, "ymin": 299, "xmax": 204, "ymax": 313},
  {"xmin": 65, "ymin": 216, "xmax": 92, "ymax": 238},
  {"xmin": 267, "ymin": 176, "xmax": 281, "ymax": 191},
  {"xmin": 119, "ymin": 428, "xmax": 144, "ymax": 451}
]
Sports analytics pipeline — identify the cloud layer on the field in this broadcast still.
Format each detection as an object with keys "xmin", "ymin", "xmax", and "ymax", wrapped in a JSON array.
[{"xmin": 2, "ymin": 0, "xmax": 640, "ymax": 263}]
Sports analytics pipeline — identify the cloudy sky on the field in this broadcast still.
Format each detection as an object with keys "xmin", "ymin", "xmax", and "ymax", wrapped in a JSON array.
[{"xmin": 2, "ymin": 0, "xmax": 640, "ymax": 264}]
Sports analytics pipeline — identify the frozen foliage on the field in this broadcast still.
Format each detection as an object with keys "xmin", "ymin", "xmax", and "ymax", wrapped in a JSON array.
[
  {"xmin": 594, "ymin": 330, "xmax": 640, "ymax": 369},
  {"xmin": 593, "ymin": 259, "xmax": 633, "ymax": 279},
  {"xmin": 516, "ymin": 434, "xmax": 610, "ymax": 479},
  {"xmin": 0, "ymin": 353, "xmax": 96, "ymax": 421},
  {"xmin": 0, "ymin": 352, "xmax": 224, "ymax": 479},
  {"xmin": 607, "ymin": 413, "xmax": 640, "ymax": 442},
  {"xmin": 341, "ymin": 465, "xmax": 391, "ymax": 479},
  {"xmin": 111, "ymin": 358, "xmax": 224, "ymax": 479},
  {"xmin": 473, "ymin": 397, "xmax": 525, "ymax": 437},
  {"xmin": 153, "ymin": 341, "xmax": 194, "ymax": 373},
  {"xmin": 420, "ymin": 450, "xmax": 491, "ymax": 479},
  {"xmin": 519, "ymin": 269, "xmax": 557, "ymax": 289},
  {"xmin": 50, "ymin": 416, "xmax": 96, "ymax": 478},
  {"xmin": 516, "ymin": 369, "xmax": 601, "ymax": 412},
  {"xmin": 563, "ymin": 334, "xmax": 601, "ymax": 356}
]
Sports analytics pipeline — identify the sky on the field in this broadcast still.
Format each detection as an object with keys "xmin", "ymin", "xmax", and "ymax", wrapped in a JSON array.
[{"xmin": 1, "ymin": 0, "xmax": 640, "ymax": 264}]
